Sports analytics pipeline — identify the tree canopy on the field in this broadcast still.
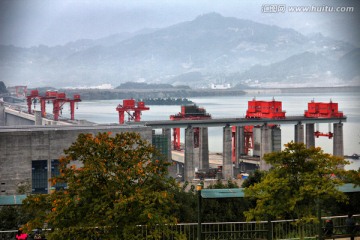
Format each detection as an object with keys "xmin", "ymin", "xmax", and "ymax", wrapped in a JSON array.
[
  {"xmin": 244, "ymin": 142, "xmax": 350, "ymax": 223},
  {"xmin": 0, "ymin": 81, "xmax": 8, "ymax": 94},
  {"xmin": 22, "ymin": 132, "xmax": 179, "ymax": 240}
]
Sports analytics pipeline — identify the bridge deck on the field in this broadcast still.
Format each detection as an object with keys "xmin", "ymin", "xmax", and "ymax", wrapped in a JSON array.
[{"xmin": 129, "ymin": 116, "xmax": 346, "ymax": 128}]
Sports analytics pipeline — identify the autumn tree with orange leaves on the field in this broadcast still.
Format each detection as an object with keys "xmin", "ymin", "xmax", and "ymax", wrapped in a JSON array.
[{"xmin": 22, "ymin": 132, "xmax": 180, "ymax": 240}]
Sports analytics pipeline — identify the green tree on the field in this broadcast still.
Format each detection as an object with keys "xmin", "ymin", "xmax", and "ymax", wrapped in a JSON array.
[
  {"xmin": 23, "ymin": 132, "xmax": 179, "ymax": 240},
  {"xmin": 171, "ymin": 181, "xmax": 198, "ymax": 223},
  {"xmin": 0, "ymin": 181, "xmax": 41, "ymax": 236},
  {"xmin": 0, "ymin": 81, "xmax": 8, "ymax": 94},
  {"xmin": 241, "ymin": 170, "xmax": 265, "ymax": 188},
  {"xmin": 345, "ymin": 168, "xmax": 360, "ymax": 186},
  {"xmin": 0, "ymin": 206, "xmax": 21, "ymax": 230},
  {"xmin": 22, "ymin": 194, "xmax": 52, "ymax": 231},
  {"xmin": 207, "ymin": 179, "xmax": 239, "ymax": 189},
  {"xmin": 0, "ymin": 206, "xmax": 24, "ymax": 239},
  {"xmin": 244, "ymin": 142, "xmax": 349, "ymax": 225}
]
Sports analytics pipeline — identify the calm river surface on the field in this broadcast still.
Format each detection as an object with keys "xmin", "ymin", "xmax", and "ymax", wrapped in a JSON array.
[{"xmin": 61, "ymin": 91, "xmax": 360, "ymax": 170}]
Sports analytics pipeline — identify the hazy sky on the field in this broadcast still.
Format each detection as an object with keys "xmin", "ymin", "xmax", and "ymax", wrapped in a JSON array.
[{"xmin": 0, "ymin": 0, "xmax": 359, "ymax": 47}]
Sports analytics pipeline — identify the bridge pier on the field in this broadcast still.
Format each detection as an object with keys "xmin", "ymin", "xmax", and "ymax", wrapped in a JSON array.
[
  {"xmin": 306, "ymin": 123, "xmax": 315, "ymax": 148},
  {"xmin": 182, "ymin": 126, "xmax": 210, "ymax": 181},
  {"xmin": 162, "ymin": 128, "xmax": 172, "ymax": 162},
  {"xmin": 333, "ymin": 123, "xmax": 344, "ymax": 157},
  {"xmin": 260, "ymin": 124, "xmax": 272, "ymax": 171},
  {"xmin": 235, "ymin": 126, "xmax": 245, "ymax": 168},
  {"xmin": 272, "ymin": 126, "xmax": 281, "ymax": 152},
  {"xmin": 294, "ymin": 123, "xmax": 304, "ymax": 143},
  {"xmin": 176, "ymin": 162, "xmax": 184, "ymax": 177},
  {"xmin": 199, "ymin": 127, "xmax": 209, "ymax": 171},
  {"xmin": 0, "ymin": 101, "xmax": 4, "ymax": 126},
  {"xmin": 185, "ymin": 126, "xmax": 195, "ymax": 181},
  {"xmin": 223, "ymin": 125, "xmax": 233, "ymax": 179}
]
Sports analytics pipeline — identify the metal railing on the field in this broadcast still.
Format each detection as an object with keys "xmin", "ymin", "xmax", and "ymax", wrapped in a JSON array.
[
  {"xmin": 270, "ymin": 214, "xmax": 360, "ymax": 240},
  {"xmin": 0, "ymin": 230, "xmax": 17, "ymax": 240},
  {"xmin": 1, "ymin": 215, "xmax": 358, "ymax": 240},
  {"xmin": 201, "ymin": 221, "xmax": 269, "ymax": 240},
  {"xmin": 271, "ymin": 219, "xmax": 317, "ymax": 240}
]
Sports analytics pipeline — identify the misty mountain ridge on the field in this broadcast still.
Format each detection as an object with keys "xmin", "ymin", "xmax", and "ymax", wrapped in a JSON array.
[{"xmin": 0, "ymin": 12, "xmax": 357, "ymax": 88}]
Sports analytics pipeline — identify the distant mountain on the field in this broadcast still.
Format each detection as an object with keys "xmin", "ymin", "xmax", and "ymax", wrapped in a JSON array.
[
  {"xmin": 63, "ymin": 28, "xmax": 158, "ymax": 50},
  {"xmin": 167, "ymin": 72, "xmax": 205, "ymax": 87},
  {"xmin": 230, "ymin": 52, "xmax": 336, "ymax": 87},
  {"xmin": 337, "ymin": 48, "xmax": 360, "ymax": 82},
  {"xmin": 0, "ymin": 13, "xmax": 356, "ymax": 88},
  {"xmin": 231, "ymin": 49, "xmax": 360, "ymax": 88}
]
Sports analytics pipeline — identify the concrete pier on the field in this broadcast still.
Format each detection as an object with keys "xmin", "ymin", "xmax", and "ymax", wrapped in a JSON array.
[
  {"xmin": 253, "ymin": 126, "xmax": 261, "ymax": 157},
  {"xmin": 185, "ymin": 126, "xmax": 195, "ymax": 181},
  {"xmin": 199, "ymin": 127, "xmax": 209, "ymax": 171},
  {"xmin": 223, "ymin": 125, "xmax": 233, "ymax": 179},
  {"xmin": 235, "ymin": 126, "xmax": 245, "ymax": 168},
  {"xmin": 294, "ymin": 123, "xmax": 304, "ymax": 143},
  {"xmin": 162, "ymin": 128, "xmax": 172, "ymax": 162},
  {"xmin": 333, "ymin": 123, "xmax": 344, "ymax": 157},
  {"xmin": 272, "ymin": 126, "xmax": 281, "ymax": 152},
  {"xmin": 260, "ymin": 124, "xmax": 272, "ymax": 171},
  {"xmin": 306, "ymin": 123, "xmax": 315, "ymax": 148}
]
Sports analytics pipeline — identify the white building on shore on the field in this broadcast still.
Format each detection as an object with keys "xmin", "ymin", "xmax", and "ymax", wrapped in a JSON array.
[{"xmin": 210, "ymin": 83, "xmax": 231, "ymax": 89}]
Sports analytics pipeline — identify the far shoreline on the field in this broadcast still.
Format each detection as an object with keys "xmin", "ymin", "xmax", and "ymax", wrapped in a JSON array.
[{"xmin": 17, "ymin": 85, "xmax": 360, "ymax": 101}]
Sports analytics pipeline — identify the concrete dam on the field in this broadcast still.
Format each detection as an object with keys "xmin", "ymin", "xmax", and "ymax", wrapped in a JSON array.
[{"xmin": 0, "ymin": 99, "xmax": 346, "ymax": 195}]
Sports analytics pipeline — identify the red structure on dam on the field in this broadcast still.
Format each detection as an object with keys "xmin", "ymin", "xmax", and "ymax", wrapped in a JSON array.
[
  {"xmin": 116, "ymin": 99, "xmax": 149, "ymax": 124},
  {"xmin": 304, "ymin": 100, "xmax": 344, "ymax": 139},
  {"xmin": 246, "ymin": 98, "xmax": 286, "ymax": 119},
  {"xmin": 232, "ymin": 98, "xmax": 286, "ymax": 158},
  {"xmin": 170, "ymin": 105, "xmax": 211, "ymax": 150},
  {"xmin": 305, "ymin": 100, "xmax": 343, "ymax": 118},
  {"xmin": 26, "ymin": 90, "xmax": 81, "ymax": 121}
]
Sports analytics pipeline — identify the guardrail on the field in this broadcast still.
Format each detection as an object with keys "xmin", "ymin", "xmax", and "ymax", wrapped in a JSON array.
[
  {"xmin": 1, "ymin": 215, "xmax": 359, "ymax": 240},
  {"xmin": 0, "ymin": 230, "xmax": 16, "ymax": 240}
]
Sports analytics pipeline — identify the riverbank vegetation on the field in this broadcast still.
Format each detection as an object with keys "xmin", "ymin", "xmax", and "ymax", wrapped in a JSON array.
[{"xmin": 137, "ymin": 97, "xmax": 193, "ymax": 105}]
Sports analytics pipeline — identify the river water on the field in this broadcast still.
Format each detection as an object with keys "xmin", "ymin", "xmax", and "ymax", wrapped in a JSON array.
[{"xmin": 60, "ymin": 91, "xmax": 360, "ymax": 170}]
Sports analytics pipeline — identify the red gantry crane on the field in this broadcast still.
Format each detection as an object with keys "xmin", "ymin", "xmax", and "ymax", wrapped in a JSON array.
[
  {"xmin": 304, "ymin": 100, "xmax": 343, "ymax": 139},
  {"xmin": 26, "ymin": 90, "xmax": 81, "ymax": 121},
  {"xmin": 52, "ymin": 92, "xmax": 81, "ymax": 121},
  {"xmin": 170, "ymin": 105, "xmax": 211, "ymax": 150},
  {"xmin": 26, "ymin": 89, "xmax": 40, "ymax": 114},
  {"xmin": 116, "ymin": 99, "xmax": 150, "ymax": 124}
]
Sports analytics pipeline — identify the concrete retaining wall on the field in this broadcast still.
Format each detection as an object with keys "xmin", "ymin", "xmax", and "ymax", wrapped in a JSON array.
[{"xmin": 0, "ymin": 125, "xmax": 152, "ymax": 195}]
